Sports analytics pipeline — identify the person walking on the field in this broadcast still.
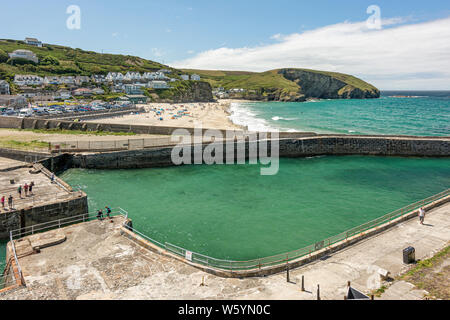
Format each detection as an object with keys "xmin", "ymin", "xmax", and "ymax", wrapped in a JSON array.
[
  {"xmin": 419, "ymin": 207, "xmax": 425, "ymax": 225},
  {"xmin": 29, "ymin": 182, "xmax": 34, "ymax": 195},
  {"xmin": 24, "ymin": 183, "xmax": 29, "ymax": 197},
  {"xmin": 17, "ymin": 185, "xmax": 22, "ymax": 199},
  {"xmin": 97, "ymin": 209, "xmax": 104, "ymax": 220},
  {"xmin": 1, "ymin": 195, "xmax": 4, "ymax": 210}
]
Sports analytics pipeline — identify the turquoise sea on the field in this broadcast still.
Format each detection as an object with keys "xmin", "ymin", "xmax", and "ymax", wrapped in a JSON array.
[{"xmin": 229, "ymin": 91, "xmax": 450, "ymax": 135}]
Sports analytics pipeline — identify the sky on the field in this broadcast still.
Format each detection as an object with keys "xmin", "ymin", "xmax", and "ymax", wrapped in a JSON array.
[{"xmin": 1, "ymin": 0, "xmax": 450, "ymax": 89}]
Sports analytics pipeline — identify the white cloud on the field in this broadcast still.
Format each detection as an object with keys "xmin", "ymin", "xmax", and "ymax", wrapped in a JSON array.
[{"xmin": 171, "ymin": 17, "xmax": 450, "ymax": 89}]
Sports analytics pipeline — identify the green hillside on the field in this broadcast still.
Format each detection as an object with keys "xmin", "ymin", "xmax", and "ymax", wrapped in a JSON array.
[
  {"xmin": 0, "ymin": 39, "xmax": 173, "ymax": 79},
  {"xmin": 182, "ymin": 68, "xmax": 378, "ymax": 95},
  {"xmin": 0, "ymin": 39, "xmax": 380, "ymax": 102}
]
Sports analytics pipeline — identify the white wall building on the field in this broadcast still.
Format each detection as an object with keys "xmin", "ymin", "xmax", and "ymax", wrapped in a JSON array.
[
  {"xmin": 191, "ymin": 74, "xmax": 201, "ymax": 81},
  {"xmin": 181, "ymin": 75, "xmax": 189, "ymax": 81},
  {"xmin": 9, "ymin": 50, "xmax": 39, "ymax": 64},
  {"xmin": 24, "ymin": 37, "xmax": 43, "ymax": 47},
  {"xmin": 148, "ymin": 81, "xmax": 169, "ymax": 89},
  {"xmin": 0, "ymin": 80, "xmax": 10, "ymax": 95},
  {"xmin": 14, "ymin": 75, "xmax": 44, "ymax": 86},
  {"xmin": 43, "ymin": 76, "xmax": 61, "ymax": 85}
]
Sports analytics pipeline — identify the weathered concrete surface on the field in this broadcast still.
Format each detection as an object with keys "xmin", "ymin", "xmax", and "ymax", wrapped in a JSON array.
[
  {"xmin": 378, "ymin": 281, "xmax": 428, "ymax": 300},
  {"xmin": 1, "ymin": 203, "xmax": 448, "ymax": 300},
  {"xmin": 0, "ymin": 157, "xmax": 88, "ymax": 239}
]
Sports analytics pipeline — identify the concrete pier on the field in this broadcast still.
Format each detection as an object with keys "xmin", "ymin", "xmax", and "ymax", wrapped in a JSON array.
[
  {"xmin": 0, "ymin": 157, "xmax": 88, "ymax": 239},
  {"xmin": 0, "ymin": 202, "xmax": 448, "ymax": 300}
]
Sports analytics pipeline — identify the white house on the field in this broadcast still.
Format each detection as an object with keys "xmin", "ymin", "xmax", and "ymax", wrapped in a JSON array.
[
  {"xmin": 148, "ymin": 81, "xmax": 169, "ymax": 89},
  {"xmin": 124, "ymin": 84, "xmax": 144, "ymax": 94},
  {"xmin": 14, "ymin": 75, "xmax": 44, "ymax": 86},
  {"xmin": 43, "ymin": 76, "xmax": 61, "ymax": 85},
  {"xmin": 92, "ymin": 88, "xmax": 105, "ymax": 95},
  {"xmin": 60, "ymin": 76, "xmax": 75, "ymax": 85},
  {"xmin": 9, "ymin": 50, "xmax": 39, "ymax": 64},
  {"xmin": 181, "ymin": 75, "xmax": 189, "ymax": 81},
  {"xmin": 106, "ymin": 72, "xmax": 125, "ymax": 82},
  {"xmin": 124, "ymin": 72, "xmax": 142, "ymax": 81},
  {"xmin": 91, "ymin": 75, "xmax": 106, "ymax": 83},
  {"xmin": 191, "ymin": 74, "xmax": 201, "ymax": 81},
  {"xmin": 0, "ymin": 80, "xmax": 10, "ymax": 95},
  {"xmin": 75, "ymin": 76, "xmax": 90, "ymax": 86},
  {"xmin": 57, "ymin": 90, "xmax": 72, "ymax": 99},
  {"xmin": 24, "ymin": 37, "xmax": 43, "ymax": 47}
]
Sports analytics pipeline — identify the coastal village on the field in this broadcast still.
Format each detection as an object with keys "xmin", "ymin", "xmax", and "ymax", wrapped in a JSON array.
[
  {"xmin": 0, "ymin": 35, "xmax": 448, "ymax": 303},
  {"xmin": 0, "ymin": 38, "xmax": 205, "ymax": 112}
]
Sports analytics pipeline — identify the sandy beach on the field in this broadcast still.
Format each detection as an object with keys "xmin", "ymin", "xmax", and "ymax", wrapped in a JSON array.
[{"xmin": 91, "ymin": 100, "xmax": 249, "ymax": 130}]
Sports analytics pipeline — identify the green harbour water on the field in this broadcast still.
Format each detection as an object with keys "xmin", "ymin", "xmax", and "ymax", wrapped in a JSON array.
[{"xmin": 60, "ymin": 156, "xmax": 450, "ymax": 261}]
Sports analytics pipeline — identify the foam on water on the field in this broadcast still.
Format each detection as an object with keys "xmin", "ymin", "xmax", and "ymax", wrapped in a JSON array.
[{"xmin": 228, "ymin": 102, "xmax": 276, "ymax": 132}]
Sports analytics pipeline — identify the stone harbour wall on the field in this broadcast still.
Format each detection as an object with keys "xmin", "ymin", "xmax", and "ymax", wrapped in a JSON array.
[
  {"xmin": 71, "ymin": 136, "xmax": 450, "ymax": 169},
  {"xmin": 0, "ymin": 195, "xmax": 88, "ymax": 239}
]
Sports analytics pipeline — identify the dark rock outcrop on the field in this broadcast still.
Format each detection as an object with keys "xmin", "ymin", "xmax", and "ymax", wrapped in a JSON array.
[
  {"xmin": 152, "ymin": 81, "xmax": 214, "ymax": 103},
  {"xmin": 278, "ymin": 69, "xmax": 380, "ymax": 99}
]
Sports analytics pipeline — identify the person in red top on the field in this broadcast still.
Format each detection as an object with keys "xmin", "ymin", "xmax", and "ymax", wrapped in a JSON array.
[
  {"xmin": 24, "ymin": 183, "xmax": 29, "ymax": 197},
  {"xmin": 1, "ymin": 196, "xmax": 4, "ymax": 210}
]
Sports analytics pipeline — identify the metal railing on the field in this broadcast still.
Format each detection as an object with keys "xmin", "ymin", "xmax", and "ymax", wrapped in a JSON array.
[
  {"xmin": 49, "ymin": 135, "xmax": 229, "ymax": 152},
  {"xmin": 123, "ymin": 189, "xmax": 450, "ymax": 272},
  {"xmin": 2, "ymin": 207, "xmax": 128, "ymax": 289},
  {"xmin": 10, "ymin": 207, "xmax": 129, "ymax": 240}
]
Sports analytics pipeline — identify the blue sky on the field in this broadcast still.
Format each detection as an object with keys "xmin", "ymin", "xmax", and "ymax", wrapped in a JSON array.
[{"xmin": 1, "ymin": 1, "xmax": 450, "ymax": 89}]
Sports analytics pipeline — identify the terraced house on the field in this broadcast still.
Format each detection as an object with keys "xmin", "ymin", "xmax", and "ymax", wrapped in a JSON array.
[{"xmin": 14, "ymin": 75, "xmax": 43, "ymax": 86}]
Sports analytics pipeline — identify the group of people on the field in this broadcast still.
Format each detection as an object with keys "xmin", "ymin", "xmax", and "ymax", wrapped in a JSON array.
[
  {"xmin": 97, "ymin": 206, "xmax": 113, "ymax": 222},
  {"xmin": 1, "ymin": 182, "xmax": 35, "ymax": 211},
  {"xmin": 1, "ymin": 194, "xmax": 14, "ymax": 211},
  {"xmin": 17, "ymin": 182, "xmax": 35, "ymax": 198}
]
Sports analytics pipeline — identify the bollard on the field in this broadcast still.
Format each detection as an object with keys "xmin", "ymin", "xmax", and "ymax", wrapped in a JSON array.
[
  {"xmin": 301, "ymin": 275, "xmax": 305, "ymax": 292},
  {"xmin": 286, "ymin": 266, "xmax": 290, "ymax": 283},
  {"xmin": 317, "ymin": 284, "xmax": 320, "ymax": 300},
  {"xmin": 200, "ymin": 276, "xmax": 205, "ymax": 287}
]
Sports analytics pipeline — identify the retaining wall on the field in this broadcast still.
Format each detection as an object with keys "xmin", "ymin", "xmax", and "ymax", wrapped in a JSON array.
[{"xmin": 0, "ymin": 195, "xmax": 88, "ymax": 239}]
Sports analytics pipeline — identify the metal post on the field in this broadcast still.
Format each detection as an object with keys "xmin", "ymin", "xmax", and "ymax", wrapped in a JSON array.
[
  {"xmin": 317, "ymin": 284, "xmax": 321, "ymax": 300},
  {"xmin": 301, "ymin": 275, "xmax": 305, "ymax": 291},
  {"xmin": 286, "ymin": 265, "xmax": 290, "ymax": 283}
]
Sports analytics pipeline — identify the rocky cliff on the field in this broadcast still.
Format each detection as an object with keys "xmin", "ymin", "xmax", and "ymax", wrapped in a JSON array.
[
  {"xmin": 184, "ymin": 68, "xmax": 380, "ymax": 102},
  {"xmin": 278, "ymin": 69, "xmax": 380, "ymax": 100},
  {"xmin": 148, "ymin": 81, "xmax": 214, "ymax": 103}
]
